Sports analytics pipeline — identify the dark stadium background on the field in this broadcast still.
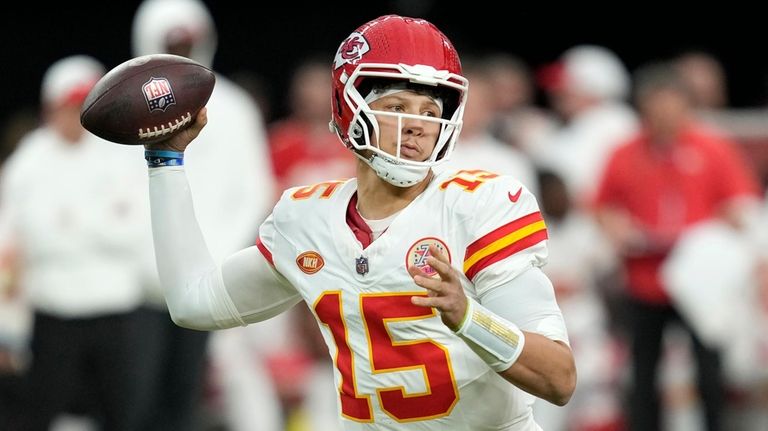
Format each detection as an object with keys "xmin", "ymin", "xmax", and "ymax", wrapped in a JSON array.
[{"xmin": 3, "ymin": 2, "xmax": 768, "ymax": 131}]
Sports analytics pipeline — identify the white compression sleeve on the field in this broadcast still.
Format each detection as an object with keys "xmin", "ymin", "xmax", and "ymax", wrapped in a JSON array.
[
  {"xmin": 149, "ymin": 166, "xmax": 241, "ymax": 329},
  {"xmin": 148, "ymin": 166, "xmax": 300, "ymax": 330}
]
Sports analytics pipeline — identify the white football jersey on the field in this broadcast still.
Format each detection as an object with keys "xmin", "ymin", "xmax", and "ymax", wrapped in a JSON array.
[{"xmin": 257, "ymin": 169, "xmax": 550, "ymax": 430}]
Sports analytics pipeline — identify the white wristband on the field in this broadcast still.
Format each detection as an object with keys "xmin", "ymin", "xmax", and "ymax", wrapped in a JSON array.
[{"xmin": 454, "ymin": 297, "xmax": 526, "ymax": 372}]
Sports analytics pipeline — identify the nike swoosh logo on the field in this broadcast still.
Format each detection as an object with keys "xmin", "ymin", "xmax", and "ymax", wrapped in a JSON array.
[{"xmin": 508, "ymin": 187, "xmax": 522, "ymax": 203}]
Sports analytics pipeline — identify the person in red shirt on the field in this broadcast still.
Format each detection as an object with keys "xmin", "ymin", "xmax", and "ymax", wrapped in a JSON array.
[
  {"xmin": 268, "ymin": 56, "xmax": 355, "ymax": 194},
  {"xmin": 593, "ymin": 61, "xmax": 761, "ymax": 431}
]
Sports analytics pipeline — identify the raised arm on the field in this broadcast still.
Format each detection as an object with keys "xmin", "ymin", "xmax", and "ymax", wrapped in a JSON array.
[{"xmin": 146, "ymin": 109, "xmax": 301, "ymax": 330}]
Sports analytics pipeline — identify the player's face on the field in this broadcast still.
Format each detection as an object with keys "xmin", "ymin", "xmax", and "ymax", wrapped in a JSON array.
[{"xmin": 369, "ymin": 91, "xmax": 442, "ymax": 162}]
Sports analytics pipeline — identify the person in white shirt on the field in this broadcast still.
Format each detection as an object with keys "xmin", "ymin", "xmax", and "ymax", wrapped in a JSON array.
[
  {"xmin": 0, "ymin": 55, "xmax": 149, "ymax": 431},
  {"xmin": 129, "ymin": 1, "xmax": 282, "ymax": 430},
  {"xmin": 529, "ymin": 45, "xmax": 639, "ymax": 207},
  {"xmin": 141, "ymin": 15, "xmax": 576, "ymax": 430}
]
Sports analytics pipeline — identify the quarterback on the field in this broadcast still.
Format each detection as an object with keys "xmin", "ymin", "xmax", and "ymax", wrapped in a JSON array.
[{"xmin": 145, "ymin": 15, "xmax": 576, "ymax": 430}]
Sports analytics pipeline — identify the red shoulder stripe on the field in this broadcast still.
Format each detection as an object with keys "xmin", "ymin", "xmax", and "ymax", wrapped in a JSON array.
[
  {"xmin": 464, "ymin": 212, "xmax": 547, "ymax": 280},
  {"xmin": 256, "ymin": 237, "xmax": 274, "ymax": 266}
]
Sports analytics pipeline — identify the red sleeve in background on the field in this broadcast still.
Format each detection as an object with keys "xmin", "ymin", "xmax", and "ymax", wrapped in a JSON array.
[{"xmin": 710, "ymin": 134, "xmax": 762, "ymax": 201}]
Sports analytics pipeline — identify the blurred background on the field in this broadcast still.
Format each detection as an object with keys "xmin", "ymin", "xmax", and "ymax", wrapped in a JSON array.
[
  {"xmin": 4, "ymin": 2, "xmax": 768, "ymax": 126},
  {"xmin": 2, "ymin": 2, "xmax": 768, "ymax": 431}
]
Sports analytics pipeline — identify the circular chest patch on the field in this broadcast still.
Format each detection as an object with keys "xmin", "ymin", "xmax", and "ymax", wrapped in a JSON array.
[{"xmin": 406, "ymin": 237, "xmax": 451, "ymax": 277}]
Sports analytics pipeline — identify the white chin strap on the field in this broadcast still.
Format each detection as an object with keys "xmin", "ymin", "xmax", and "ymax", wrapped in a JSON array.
[{"xmin": 355, "ymin": 151, "xmax": 430, "ymax": 187}]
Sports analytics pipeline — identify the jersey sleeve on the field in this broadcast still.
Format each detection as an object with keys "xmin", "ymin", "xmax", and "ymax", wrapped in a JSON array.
[
  {"xmin": 256, "ymin": 213, "xmax": 278, "ymax": 267},
  {"xmin": 480, "ymin": 266, "xmax": 569, "ymax": 344},
  {"xmin": 462, "ymin": 175, "xmax": 549, "ymax": 296}
]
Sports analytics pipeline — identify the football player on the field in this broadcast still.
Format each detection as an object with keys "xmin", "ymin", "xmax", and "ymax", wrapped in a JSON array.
[{"xmin": 144, "ymin": 15, "xmax": 576, "ymax": 430}]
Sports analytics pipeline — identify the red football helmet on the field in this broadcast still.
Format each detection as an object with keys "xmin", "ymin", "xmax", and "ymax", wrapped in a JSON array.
[{"xmin": 330, "ymin": 15, "xmax": 468, "ymax": 186}]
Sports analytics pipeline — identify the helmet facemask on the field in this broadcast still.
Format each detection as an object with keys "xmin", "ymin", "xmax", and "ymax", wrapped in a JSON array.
[{"xmin": 337, "ymin": 63, "xmax": 468, "ymax": 187}]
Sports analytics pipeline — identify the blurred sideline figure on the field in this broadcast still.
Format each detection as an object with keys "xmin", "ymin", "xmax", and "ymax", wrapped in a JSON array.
[
  {"xmin": 130, "ymin": 1, "xmax": 281, "ymax": 430},
  {"xmin": 268, "ymin": 55, "xmax": 356, "ymax": 193},
  {"xmin": 662, "ymin": 214, "xmax": 768, "ymax": 430},
  {"xmin": 0, "ymin": 100, "xmax": 37, "ymax": 431},
  {"xmin": 674, "ymin": 50, "xmax": 728, "ymax": 112},
  {"xmin": 0, "ymin": 55, "xmax": 149, "ymax": 431},
  {"xmin": 437, "ymin": 59, "xmax": 539, "ymax": 197},
  {"xmin": 228, "ymin": 70, "xmax": 274, "ymax": 125},
  {"xmin": 482, "ymin": 52, "xmax": 557, "ymax": 154},
  {"xmin": 532, "ymin": 45, "xmax": 639, "ymax": 207},
  {"xmin": 532, "ymin": 170, "xmax": 624, "ymax": 431},
  {"xmin": 593, "ymin": 60, "xmax": 761, "ymax": 431},
  {"xmin": 673, "ymin": 50, "xmax": 742, "ymax": 143}
]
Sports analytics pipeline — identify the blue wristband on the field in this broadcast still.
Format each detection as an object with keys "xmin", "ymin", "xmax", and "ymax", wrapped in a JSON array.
[{"xmin": 145, "ymin": 149, "xmax": 184, "ymax": 168}]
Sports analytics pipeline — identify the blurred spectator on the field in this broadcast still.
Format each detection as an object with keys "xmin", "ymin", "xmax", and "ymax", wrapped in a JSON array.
[
  {"xmin": 437, "ymin": 59, "xmax": 539, "ymax": 196},
  {"xmin": 0, "ymin": 233, "xmax": 27, "ymax": 430},
  {"xmin": 674, "ymin": 50, "xmax": 738, "ymax": 142},
  {"xmin": 229, "ymin": 70, "xmax": 274, "ymax": 124},
  {"xmin": 674, "ymin": 50, "xmax": 729, "ymax": 111},
  {"xmin": 130, "ymin": 1, "xmax": 280, "ymax": 430},
  {"xmin": 0, "ymin": 55, "xmax": 150, "ymax": 431},
  {"xmin": 662, "ymin": 216, "xmax": 768, "ymax": 430},
  {"xmin": 0, "ymin": 101, "xmax": 36, "ymax": 431},
  {"xmin": 532, "ymin": 170, "xmax": 624, "ymax": 431},
  {"xmin": 482, "ymin": 52, "xmax": 557, "ymax": 152},
  {"xmin": 531, "ymin": 45, "xmax": 639, "ymax": 206},
  {"xmin": 0, "ymin": 109, "xmax": 38, "ymax": 169},
  {"xmin": 268, "ymin": 55, "xmax": 355, "ymax": 193},
  {"xmin": 592, "ymin": 60, "xmax": 762, "ymax": 431}
]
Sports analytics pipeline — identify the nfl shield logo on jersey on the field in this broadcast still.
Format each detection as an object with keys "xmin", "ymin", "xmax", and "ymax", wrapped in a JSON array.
[{"xmin": 355, "ymin": 255, "xmax": 369, "ymax": 276}]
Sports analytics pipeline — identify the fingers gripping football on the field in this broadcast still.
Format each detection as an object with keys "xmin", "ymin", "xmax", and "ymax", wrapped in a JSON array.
[
  {"xmin": 145, "ymin": 108, "xmax": 208, "ymax": 152},
  {"xmin": 409, "ymin": 244, "xmax": 468, "ymax": 330}
]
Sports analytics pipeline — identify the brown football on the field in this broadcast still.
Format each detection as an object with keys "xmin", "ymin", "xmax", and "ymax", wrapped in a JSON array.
[{"xmin": 80, "ymin": 53, "xmax": 215, "ymax": 145}]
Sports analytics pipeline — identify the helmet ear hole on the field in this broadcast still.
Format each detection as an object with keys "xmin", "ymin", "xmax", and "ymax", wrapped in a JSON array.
[
  {"xmin": 350, "ymin": 123, "xmax": 363, "ymax": 139},
  {"xmin": 350, "ymin": 111, "xmax": 375, "ymax": 148}
]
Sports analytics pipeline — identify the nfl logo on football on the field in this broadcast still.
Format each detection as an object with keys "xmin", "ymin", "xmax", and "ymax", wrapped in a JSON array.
[
  {"xmin": 355, "ymin": 256, "xmax": 369, "ymax": 276},
  {"xmin": 142, "ymin": 77, "xmax": 176, "ymax": 112}
]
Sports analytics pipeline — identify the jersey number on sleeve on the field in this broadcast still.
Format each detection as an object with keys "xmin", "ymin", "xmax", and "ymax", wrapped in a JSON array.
[
  {"xmin": 290, "ymin": 180, "xmax": 345, "ymax": 200},
  {"xmin": 314, "ymin": 291, "xmax": 459, "ymax": 423},
  {"xmin": 439, "ymin": 169, "xmax": 498, "ymax": 192}
]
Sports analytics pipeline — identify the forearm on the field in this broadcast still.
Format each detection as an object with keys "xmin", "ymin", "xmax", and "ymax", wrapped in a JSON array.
[
  {"xmin": 149, "ymin": 166, "xmax": 301, "ymax": 329},
  {"xmin": 468, "ymin": 267, "xmax": 576, "ymax": 405},
  {"xmin": 455, "ymin": 297, "xmax": 575, "ymax": 405},
  {"xmin": 149, "ymin": 166, "xmax": 243, "ymax": 330},
  {"xmin": 501, "ymin": 334, "xmax": 575, "ymax": 406}
]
